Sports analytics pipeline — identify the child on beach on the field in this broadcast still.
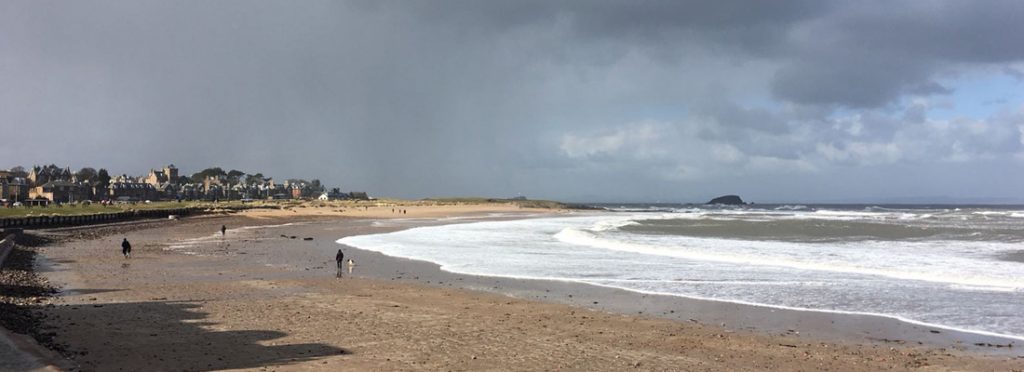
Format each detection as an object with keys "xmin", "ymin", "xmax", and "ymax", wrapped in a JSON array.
[{"xmin": 121, "ymin": 238, "xmax": 132, "ymax": 258}]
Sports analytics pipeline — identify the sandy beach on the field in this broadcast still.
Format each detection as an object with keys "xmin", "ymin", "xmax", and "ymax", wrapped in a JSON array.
[{"xmin": 17, "ymin": 204, "xmax": 1024, "ymax": 371}]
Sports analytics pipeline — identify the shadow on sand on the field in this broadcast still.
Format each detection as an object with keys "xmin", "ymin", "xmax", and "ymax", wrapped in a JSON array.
[{"xmin": 44, "ymin": 300, "xmax": 346, "ymax": 371}]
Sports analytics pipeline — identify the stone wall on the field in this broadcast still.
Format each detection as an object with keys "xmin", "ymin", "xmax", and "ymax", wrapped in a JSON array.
[
  {"xmin": 0, "ymin": 208, "xmax": 197, "ymax": 230},
  {"xmin": 0, "ymin": 235, "xmax": 14, "ymax": 268}
]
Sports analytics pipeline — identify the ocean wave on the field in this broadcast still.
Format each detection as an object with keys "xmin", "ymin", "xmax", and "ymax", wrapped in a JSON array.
[
  {"xmin": 589, "ymin": 218, "xmax": 640, "ymax": 231},
  {"xmin": 340, "ymin": 224, "xmax": 1024, "ymax": 341},
  {"xmin": 973, "ymin": 211, "xmax": 1007, "ymax": 216},
  {"xmin": 973, "ymin": 211, "xmax": 1024, "ymax": 216},
  {"xmin": 576, "ymin": 281, "xmax": 1024, "ymax": 342},
  {"xmin": 338, "ymin": 213, "xmax": 1024, "ymax": 340},
  {"xmin": 589, "ymin": 278, "xmax": 831, "ymax": 287},
  {"xmin": 948, "ymin": 284, "xmax": 1019, "ymax": 293},
  {"xmin": 604, "ymin": 206, "xmax": 678, "ymax": 213},
  {"xmin": 552, "ymin": 227, "xmax": 1023, "ymax": 291},
  {"xmin": 773, "ymin": 204, "xmax": 808, "ymax": 211}
]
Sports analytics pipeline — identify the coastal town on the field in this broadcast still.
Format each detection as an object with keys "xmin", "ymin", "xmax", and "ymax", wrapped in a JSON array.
[{"xmin": 0, "ymin": 164, "xmax": 366, "ymax": 206}]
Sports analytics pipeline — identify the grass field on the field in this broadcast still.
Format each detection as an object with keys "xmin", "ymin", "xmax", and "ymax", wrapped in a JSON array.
[
  {"xmin": 0, "ymin": 200, "xmax": 252, "ymax": 218},
  {"xmin": 0, "ymin": 197, "xmax": 578, "ymax": 219}
]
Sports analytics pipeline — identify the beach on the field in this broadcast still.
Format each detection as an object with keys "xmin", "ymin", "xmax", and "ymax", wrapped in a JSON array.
[{"xmin": 16, "ymin": 204, "xmax": 1024, "ymax": 370}]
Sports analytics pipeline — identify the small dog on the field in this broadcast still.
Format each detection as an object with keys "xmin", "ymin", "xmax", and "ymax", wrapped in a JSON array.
[{"xmin": 346, "ymin": 259, "xmax": 356, "ymax": 267}]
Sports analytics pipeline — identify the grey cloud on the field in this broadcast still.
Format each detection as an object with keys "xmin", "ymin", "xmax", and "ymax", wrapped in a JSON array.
[
  {"xmin": 392, "ymin": 0, "xmax": 829, "ymax": 50},
  {"xmin": 771, "ymin": 51, "xmax": 941, "ymax": 108},
  {"xmin": 771, "ymin": 1, "xmax": 1024, "ymax": 108},
  {"xmin": 1005, "ymin": 67, "xmax": 1024, "ymax": 81},
  {"xmin": 826, "ymin": 2, "xmax": 1024, "ymax": 63},
  {"xmin": 1, "ymin": 1, "xmax": 1023, "ymax": 202}
]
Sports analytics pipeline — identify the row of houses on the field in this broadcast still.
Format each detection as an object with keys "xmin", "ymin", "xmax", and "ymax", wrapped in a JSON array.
[
  {"xmin": 0, "ymin": 170, "xmax": 29, "ymax": 202},
  {"xmin": 0, "ymin": 170, "xmax": 162, "ymax": 205},
  {"xmin": 1, "ymin": 164, "xmax": 368, "ymax": 205}
]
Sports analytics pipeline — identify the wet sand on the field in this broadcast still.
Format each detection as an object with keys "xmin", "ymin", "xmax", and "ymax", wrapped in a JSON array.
[
  {"xmin": 29, "ymin": 208, "xmax": 1024, "ymax": 370},
  {"xmin": 1000, "ymin": 250, "xmax": 1024, "ymax": 264}
]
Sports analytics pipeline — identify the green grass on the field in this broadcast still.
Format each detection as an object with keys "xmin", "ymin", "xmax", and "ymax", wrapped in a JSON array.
[
  {"xmin": 0, "ymin": 200, "xmax": 266, "ymax": 218},
  {"xmin": 0, "ymin": 196, "xmax": 587, "ymax": 219}
]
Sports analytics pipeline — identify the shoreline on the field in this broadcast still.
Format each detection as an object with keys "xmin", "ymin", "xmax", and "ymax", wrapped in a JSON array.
[
  {"xmin": 335, "ymin": 234, "xmax": 1022, "ymax": 355},
  {"xmin": 166, "ymin": 211, "xmax": 1024, "ymax": 351},
  {"xmin": 13, "ymin": 207, "xmax": 1024, "ymax": 370},
  {"xmin": 350, "ymin": 246, "xmax": 1024, "ymax": 347},
  {"xmin": 331, "ymin": 210, "xmax": 1024, "ymax": 351}
]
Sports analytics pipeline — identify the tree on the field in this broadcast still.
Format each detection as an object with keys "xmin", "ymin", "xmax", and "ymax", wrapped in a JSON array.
[
  {"xmin": 75, "ymin": 167, "xmax": 98, "ymax": 182},
  {"xmin": 97, "ymin": 169, "xmax": 111, "ymax": 188},
  {"xmin": 9, "ymin": 166, "xmax": 27, "ymax": 178},
  {"xmin": 227, "ymin": 169, "xmax": 245, "ymax": 184},
  {"xmin": 245, "ymin": 173, "xmax": 265, "ymax": 184},
  {"xmin": 191, "ymin": 167, "xmax": 226, "ymax": 183}
]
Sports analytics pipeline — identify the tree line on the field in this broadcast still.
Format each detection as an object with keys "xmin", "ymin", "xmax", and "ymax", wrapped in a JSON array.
[{"xmin": 6, "ymin": 165, "xmax": 322, "ymax": 192}]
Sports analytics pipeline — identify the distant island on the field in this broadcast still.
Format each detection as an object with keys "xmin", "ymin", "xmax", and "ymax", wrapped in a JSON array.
[{"xmin": 706, "ymin": 195, "xmax": 745, "ymax": 205}]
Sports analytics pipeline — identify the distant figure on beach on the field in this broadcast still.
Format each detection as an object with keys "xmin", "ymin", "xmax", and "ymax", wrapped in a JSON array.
[
  {"xmin": 335, "ymin": 249, "xmax": 345, "ymax": 269},
  {"xmin": 221, "ymin": 225, "xmax": 227, "ymax": 236},
  {"xmin": 121, "ymin": 238, "xmax": 132, "ymax": 258}
]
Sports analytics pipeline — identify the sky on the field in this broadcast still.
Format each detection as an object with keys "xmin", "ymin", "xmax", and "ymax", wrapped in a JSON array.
[{"xmin": 2, "ymin": 0, "xmax": 1023, "ymax": 203}]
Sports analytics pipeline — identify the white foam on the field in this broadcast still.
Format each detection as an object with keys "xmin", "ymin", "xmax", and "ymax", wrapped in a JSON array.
[
  {"xmin": 338, "ymin": 211, "xmax": 1024, "ymax": 339},
  {"xmin": 774, "ymin": 204, "xmax": 808, "ymax": 210},
  {"xmin": 340, "ymin": 228, "xmax": 1024, "ymax": 341},
  {"xmin": 970, "ymin": 210, "xmax": 1024, "ymax": 219},
  {"xmin": 974, "ymin": 211, "xmax": 1008, "ymax": 216},
  {"xmin": 949, "ymin": 284, "xmax": 1019, "ymax": 293},
  {"xmin": 578, "ymin": 282, "xmax": 1024, "ymax": 343},
  {"xmin": 589, "ymin": 218, "xmax": 640, "ymax": 231},
  {"xmin": 553, "ymin": 228, "xmax": 1023, "ymax": 291}
]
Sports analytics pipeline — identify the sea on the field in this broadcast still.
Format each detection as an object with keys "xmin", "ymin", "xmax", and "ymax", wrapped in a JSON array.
[{"xmin": 338, "ymin": 204, "xmax": 1024, "ymax": 340}]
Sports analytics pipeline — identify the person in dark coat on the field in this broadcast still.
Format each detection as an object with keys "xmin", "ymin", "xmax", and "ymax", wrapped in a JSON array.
[
  {"xmin": 121, "ymin": 238, "xmax": 132, "ymax": 258},
  {"xmin": 221, "ymin": 225, "xmax": 227, "ymax": 236},
  {"xmin": 335, "ymin": 249, "xmax": 345, "ymax": 269}
]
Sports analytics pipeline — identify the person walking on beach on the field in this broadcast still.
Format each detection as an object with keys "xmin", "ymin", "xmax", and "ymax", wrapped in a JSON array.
[
  {"xmin": 335, "ymin": 249, "xmax": 345, "ymax": 270},
  {"xmin": 121, "ymin": 238, "xmax": 132, "ymax": 258},
  {"xmin": 221, "ymin": 225, "xmax": 227, "ymax": 236}
]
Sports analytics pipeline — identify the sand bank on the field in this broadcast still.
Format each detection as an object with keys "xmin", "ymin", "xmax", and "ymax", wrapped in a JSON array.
[
  {"xmin": 26, "ymin": 207, "xmax": 1024, "ymax": 370},
  {"xmin": 238, "ymin": 201, "xmax": 563, "ymax": 219}
]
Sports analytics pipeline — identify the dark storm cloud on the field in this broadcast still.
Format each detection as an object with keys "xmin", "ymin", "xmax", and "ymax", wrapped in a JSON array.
[
  {"xmin": 1, "ymin": 1, "xmax": 1023, "ymax": 202},
  {"xmin": 771, "ymin": 53, "xmax": 940, "ymax": 108},
  {"xmin": 397, "ymin": 0, "xmax": 829, "ymax": 51},
  {"xmin": 772, "ymin": 1, "xmax": 1024, "ymax": 108}
]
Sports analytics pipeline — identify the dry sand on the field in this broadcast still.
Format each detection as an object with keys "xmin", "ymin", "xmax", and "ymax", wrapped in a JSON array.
[
  {"xmin": 25, "ymin": 205, "xmax": 1024, "ymax": 371},
  {"xmin": 239, "ymin": 201, "xmax": 557, "ymax": 220}
]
